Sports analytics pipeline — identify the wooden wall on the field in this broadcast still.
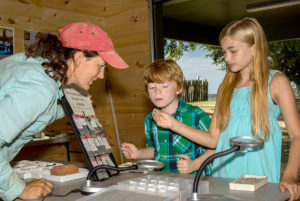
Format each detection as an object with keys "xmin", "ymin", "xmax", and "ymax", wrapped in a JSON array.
[{"xmin": 0, "ymin": 0, "xmax": 152, "ymax": 165}]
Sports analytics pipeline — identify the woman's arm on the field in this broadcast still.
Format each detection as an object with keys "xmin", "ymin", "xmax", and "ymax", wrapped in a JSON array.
[
  {"xmin": 18, "ymin": 179, "xmax": 53, "ymax": 200},
  {"xmin": 270, "ymin": 73, "xmax": 300, "ymax": 201},
  {"xmin": 0, "ymin": 71, "xmax": 56, "ymax": 146}
]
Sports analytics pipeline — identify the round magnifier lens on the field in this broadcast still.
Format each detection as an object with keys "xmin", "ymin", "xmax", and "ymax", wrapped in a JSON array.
[
  {"xmin": 136, "ymin": 160, "xmax": 164, "ymax": 170},
  {"xmin": 230, "ymin": 136, "xmax": 264, "ymax": 148}
]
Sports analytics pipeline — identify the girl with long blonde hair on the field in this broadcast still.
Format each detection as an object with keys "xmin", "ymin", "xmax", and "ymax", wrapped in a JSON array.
[{"xmin": 152, "ymin": 17, "xmax": 300, "ymax": 200}]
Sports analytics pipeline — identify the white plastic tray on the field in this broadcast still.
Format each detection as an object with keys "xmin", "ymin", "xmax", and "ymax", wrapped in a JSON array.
[
  {"xmin": 76, "ymin": 185, "xmax": 177, "ymax": 201},
  {"xmin": 77, "ymin": 174, "xmax": 209, "ymax": 201}
]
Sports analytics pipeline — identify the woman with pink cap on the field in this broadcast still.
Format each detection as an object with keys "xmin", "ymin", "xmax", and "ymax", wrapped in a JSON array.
[{"xmin": 0, "ymin": 21, "xmax": 128, "ymax": 201}]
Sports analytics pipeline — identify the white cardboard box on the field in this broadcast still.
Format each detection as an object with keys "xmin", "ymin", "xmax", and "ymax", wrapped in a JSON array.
[
  {"xmin": 13, "ymin": 160, "xmax": 88, "ymax": 182},
  {"xmin": 229, "ymin": 175, "xmax": 268, "ymax": 191}
]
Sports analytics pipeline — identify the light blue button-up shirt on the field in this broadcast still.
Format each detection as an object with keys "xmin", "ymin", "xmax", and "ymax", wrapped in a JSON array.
[{"xmin": 0, "ymin": 53, "xmax": 65, "ymax": 200}]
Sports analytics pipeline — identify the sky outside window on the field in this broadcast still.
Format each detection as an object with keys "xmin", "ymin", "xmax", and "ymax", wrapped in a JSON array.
[{"xmin": 170, "ymin": 47, "xmax": 225, "ymax": 97}]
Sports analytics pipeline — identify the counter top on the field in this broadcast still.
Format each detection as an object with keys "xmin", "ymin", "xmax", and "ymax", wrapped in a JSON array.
[{"xmin": 16, "ymin": 171, "xmax": 290, "ymax": 201}]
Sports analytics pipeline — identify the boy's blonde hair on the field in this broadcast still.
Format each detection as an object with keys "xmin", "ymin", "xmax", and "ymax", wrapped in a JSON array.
[
  {"xmin": 216, "ymin": 17, "xmax": 270, "ymax": 140},
  {"xmin": 144, "ymin": 59, "xmax": 183, "ymax": 95}
]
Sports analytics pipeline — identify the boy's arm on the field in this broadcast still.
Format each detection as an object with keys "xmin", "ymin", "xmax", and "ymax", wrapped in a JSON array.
[
  {"xmin": 192, "ymin": 149, "xmax": 216, "ymax": 172},
  {"xmin": 143, "ymin": 116, "xmax": 156, "ymax": 160},
  {"xmin": 136, "ymin": 147, "xmax": 155, "ymax": 159},
  {"xmin": 121, "ymin": 143, "xmax": 154, "ymax": 160},
  {"xmin": 177, "ymin": 149, "xmax": 215, "ymax": 174}
]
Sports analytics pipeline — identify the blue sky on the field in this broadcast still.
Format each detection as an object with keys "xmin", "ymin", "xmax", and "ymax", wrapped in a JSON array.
[{"xmin": 176, "ymin": 48, "xmax": 226, "ymax": 95}]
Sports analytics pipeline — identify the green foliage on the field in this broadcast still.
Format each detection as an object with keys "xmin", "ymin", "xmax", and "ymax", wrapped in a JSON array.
[
  {"xmin": 165, "ymin": 38, "xmax": 300, "ymax": 86},
  {"xmin": 268, "ymin": 40, "xmax": 300, "ymax": 86},
  {"xmin": 164, "ymin": 39, "xmax": 198, "ymax": 61},
  {"xmin": 200, "ymin": 40, "xmax": 300, "ymax": 85},
  {"xmin": 200, "ymin": 44, "xmax": 225, "ymax": 70}
]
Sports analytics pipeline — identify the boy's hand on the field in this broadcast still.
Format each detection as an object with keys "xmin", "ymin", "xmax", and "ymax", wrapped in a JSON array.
[
  {"xmin": 152, "ymin": 109, "xmax": 174, "ymax": 129},
  {"xmin": 18, "ymin": 178, "xmax": 53, "ymax": 200},
  {"xmin": 177, "ymin": 154, "xmax": 197, "ymax": 174},
  {"xmin": 280, "ymin": 175, "xmax": 300, "ymax": 201},
  {"xmin": 121, "ymin": 143, "xmax": 139, "ymax": 159}
]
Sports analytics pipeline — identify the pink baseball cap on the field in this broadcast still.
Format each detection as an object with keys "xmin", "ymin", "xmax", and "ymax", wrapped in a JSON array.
[{"xmin": 59, "ymin": 21, "xmax": 128, "ymax": 69}]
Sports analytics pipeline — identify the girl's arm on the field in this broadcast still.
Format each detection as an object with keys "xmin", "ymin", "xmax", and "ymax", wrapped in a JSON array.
[
  {"xmin": 270, "ymin": 73, "xmax": 300, "ymax": 200},
  {"xmin": 152, "ymin": 107, "xmax": 221, "ymax": 149}
]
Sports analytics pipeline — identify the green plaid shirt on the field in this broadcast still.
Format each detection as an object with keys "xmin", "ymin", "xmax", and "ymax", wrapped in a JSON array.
[{"xmin": 145, "ymin": 98, "xmax": 212, "ymax": 175}]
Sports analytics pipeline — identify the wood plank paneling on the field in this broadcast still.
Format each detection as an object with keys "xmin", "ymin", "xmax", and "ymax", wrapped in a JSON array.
[
  {"xmin": 1, "ymin": 0, "xmax": 151, "ymax": 165},
  {"xmin": 0, "ymin": 1, "xmax": 105, "ymax": 30},
  {"xmin": 105, "ymin": 0, "xmax": 147, "ymax": 17},
  {"xmin": 15, "ymin": 0, "xmax": 107, "ymax": 18},
  {"xmin": 98, "ymin": 0, "xmax": 150, "ymax": 164}
]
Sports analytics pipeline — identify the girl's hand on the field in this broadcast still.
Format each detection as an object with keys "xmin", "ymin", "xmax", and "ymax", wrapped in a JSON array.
[
  {"xmin": 18, "ymin": 178, "xmax": 53, "ymax": 200},
  {"xmin": 121, "ymin": 143, "xmax": 139, "ymax": 159},
  {"xmin": 152, "ymin": 109, "xmax": 174, "ymax": 129},
  {"xmin": 279, "ymin": 176, "xmax": 300, "ymax": 201},
  {"xmin": 177, "ymin": 154, "xmax": 197, "ymax": 174}
]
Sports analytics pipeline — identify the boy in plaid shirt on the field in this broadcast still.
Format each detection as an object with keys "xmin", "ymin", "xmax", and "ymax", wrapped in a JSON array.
[{"xmin": 122, "ymin": 59, "xmax": 214, "ymax": 175}]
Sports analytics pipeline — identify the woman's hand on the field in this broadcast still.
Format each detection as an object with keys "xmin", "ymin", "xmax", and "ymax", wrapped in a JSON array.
[
  {"xmin": 18, "ymin": 178, "xmax": 53, "ymax": 200},
  {"xmin": 121, "ymin": 143, "xmax": 139, "ymax": 159},
  {"xmin": 279, "ymin": 175, "xmax": 300, "ymax": 201},
  {"xmin": 177, "ymin": 154, "xmax": 197, "ymax": 174},
  {"xmin": 152, "ymin": 109, "xmax": 175, "ymax": 129}
]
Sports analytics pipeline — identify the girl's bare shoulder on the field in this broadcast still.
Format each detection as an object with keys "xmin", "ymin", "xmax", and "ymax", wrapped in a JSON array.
[
  {"xmin": 269, "ymin": 71, "xmax": 292, "ymax": 104},
  {"xmin": 270, "ymin": 71, "xmax": 289, "ymax": 87}
]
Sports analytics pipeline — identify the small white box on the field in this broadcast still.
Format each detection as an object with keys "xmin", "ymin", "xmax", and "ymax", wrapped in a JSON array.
[
  {"xmin": 229, "ymin": 175, "xmax": 268, "ymax": 191},
  {"xmin": 13, "ymin": 160, "xmax": 88, "ymax": 182},
  {"xmin": 42, "ymin": 168, "xmax": 88, "ymax": 182}
]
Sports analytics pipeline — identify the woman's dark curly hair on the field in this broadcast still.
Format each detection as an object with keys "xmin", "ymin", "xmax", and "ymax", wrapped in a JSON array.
[{"xmin": 25, "ymin": 33, "xmax": 99, "ymax": 86}]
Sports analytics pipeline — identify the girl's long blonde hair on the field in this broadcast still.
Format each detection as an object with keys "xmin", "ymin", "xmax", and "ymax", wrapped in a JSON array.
[{"xmin": 216, "ymin": 17, "xmax": 270, "ymax": 140}]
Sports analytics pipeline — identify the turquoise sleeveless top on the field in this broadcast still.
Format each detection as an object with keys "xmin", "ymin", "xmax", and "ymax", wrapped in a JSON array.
[{"xmin": 212, "ymin": 71, "xmax": 282, "ymax": 183}]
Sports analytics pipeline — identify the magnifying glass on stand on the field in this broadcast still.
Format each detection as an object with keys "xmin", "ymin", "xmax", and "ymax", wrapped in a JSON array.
[
  {"xmin": 80, "ymin": 159, "xmax": 164, "ymax": 195},
  {"xmin": 188, "ymin": 136, "xmax": 264, "ymax": 201}
]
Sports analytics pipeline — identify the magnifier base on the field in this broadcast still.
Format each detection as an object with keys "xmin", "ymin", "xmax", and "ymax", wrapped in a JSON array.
[
  {"xmin": 80, "ymin": 180, "xmax": 106, "ymax": 195},
  {"xmin": 187, "ymin": 193, "xmax": 241, "ymax": 201},
  {"xmin": 187, "ymin": 192, "xmax": 201, "ymax": 201}
]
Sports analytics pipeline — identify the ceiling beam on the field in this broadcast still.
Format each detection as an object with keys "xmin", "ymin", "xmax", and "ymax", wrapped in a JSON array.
[
  {"xmin": 163, "ymin": 18, "xmax": 300, "ymax": 45},
  {"xmin": 163, "ymin": 18, "xmax": 222, "ymax": 45}
]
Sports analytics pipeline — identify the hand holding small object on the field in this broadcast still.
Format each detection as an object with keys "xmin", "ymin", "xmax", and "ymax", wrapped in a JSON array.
[
  {"xmin": 152, "ymin": 109, "xmax": 174, "ymax": 129},
  {"xmin": 121, "ymin": 143, "xmax": 139, "ymax": 160}
]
